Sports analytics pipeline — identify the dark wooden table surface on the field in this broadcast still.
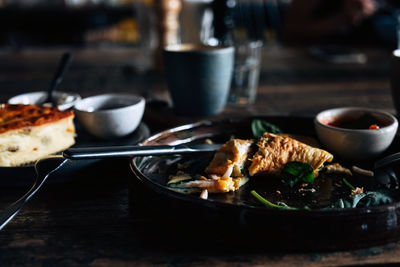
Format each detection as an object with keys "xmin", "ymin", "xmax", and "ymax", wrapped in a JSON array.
[{"xmin": 0, "ymin": 45, "xmax": 399, "ymax": 266}]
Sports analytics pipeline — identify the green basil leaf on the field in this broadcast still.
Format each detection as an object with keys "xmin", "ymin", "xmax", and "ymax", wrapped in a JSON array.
[
  {"xmin": 282, "ymin": 162, "xmax": 315, "ymax": 188},
  {"xmin": 251, "ymin": 190, "xmax": 310, "ymax": 210},
  {"xmin": 251, "ymin": 119, "xmax": 282, "ymax": 138}
]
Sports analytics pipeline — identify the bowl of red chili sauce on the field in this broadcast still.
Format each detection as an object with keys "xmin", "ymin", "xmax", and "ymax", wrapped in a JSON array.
[{"xmin": 314, "ymin": 107, "xmax": 398, "ymax": 161}]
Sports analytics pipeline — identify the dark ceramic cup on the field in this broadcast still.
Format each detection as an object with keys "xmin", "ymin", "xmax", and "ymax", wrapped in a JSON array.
[{"xmin": 163, "ymin": 44, "xmax": 234, "ymax": 116}]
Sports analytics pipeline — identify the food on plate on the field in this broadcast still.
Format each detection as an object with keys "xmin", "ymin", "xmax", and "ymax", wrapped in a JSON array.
[
  {"xmin": 0, "ymin": 104, "xmax": 75, "ymax": 167},
  {"xmin": 281, "ymin": 161, "xmax": 316, "ymax": 188},
  {"xmin": 163, "ymin": 119, "xmax": 400, "ymax": 210},
  {"xmin": 168, "ymin": 172, "xmax": 248, "ymax": 193},
  {"xmin": 248, "ymin": 132, "xmax": 333, "ymax": 177},
  {"xmin": 205, "ymin": 139, "xmax": 253, "ymax": 178},
  {"xmin": 277, "ymin": 133, "xmax": 320, "ymax": 148},
  {"xmin": 324, "ymin": 163, "xmax": 352, "ymax": 176},
  {"xmin": 168, "ymin": 139, "xmax": 253, "ymax": 193},
  {"xmin": 352, "ymin": 165, "xmax": 374, "ymax": 177},
  {"xmin": 168, "ymin": 131, "xmax": 333, "ymax": 194}
]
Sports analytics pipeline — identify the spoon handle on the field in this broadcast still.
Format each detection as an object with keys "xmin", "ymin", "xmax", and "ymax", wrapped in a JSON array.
[
  {"xmin": 374, "ymin": 152, "xmax": 400, "ymax": 169},
  {"xmin": 47, "ymin": 52, "xmax": 72, "ymax": 104}
]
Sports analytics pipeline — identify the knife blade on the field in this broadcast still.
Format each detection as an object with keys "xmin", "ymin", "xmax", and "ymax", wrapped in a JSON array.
[{"xmin": 63, "ymin": 143, "xmax": 221, "ymax": 160}]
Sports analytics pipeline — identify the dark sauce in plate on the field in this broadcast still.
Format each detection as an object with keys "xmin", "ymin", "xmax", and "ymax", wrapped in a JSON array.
[{"xmin": 324, "ymin": 112, "xmax": 390, "ymax": 130}]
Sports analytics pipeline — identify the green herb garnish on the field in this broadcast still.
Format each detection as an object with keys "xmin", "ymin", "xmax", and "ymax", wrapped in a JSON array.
[
  {"xmin": 342, "ymin": 178, "xmax": 355, "ymax": 190},
  {"xmin": 251, "ymin": 190, "xmax": 298, "ymax": 210},
  {"xmin": 251, "ymin": 190, "xmax": 309, "ymax": 210},
  {"xmin": 282, "ymin": 162, "xmax": 315, "ymax": 188},
  {"xmin": 251, "ymin": 119, "xmax": 282, "ymax": 138}
]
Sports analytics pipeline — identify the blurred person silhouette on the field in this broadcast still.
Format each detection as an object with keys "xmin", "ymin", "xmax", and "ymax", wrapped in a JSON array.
[{"xmin": 283, "ymin": 0, "xmax": 398, "ymax": 48}]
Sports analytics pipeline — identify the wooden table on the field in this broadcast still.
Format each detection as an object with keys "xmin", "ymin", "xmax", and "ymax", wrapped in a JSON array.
[{"xmin": 0, "ymin": 45, "xmax": 399, "ymax": 266}]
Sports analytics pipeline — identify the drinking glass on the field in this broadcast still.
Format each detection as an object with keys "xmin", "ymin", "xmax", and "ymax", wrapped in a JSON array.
[{"xmin": 227, "ymin": 40, "xmax": 263, "ymax": 107}]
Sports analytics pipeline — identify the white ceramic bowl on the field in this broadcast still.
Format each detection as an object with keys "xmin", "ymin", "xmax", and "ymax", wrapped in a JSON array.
[
  {"xmin": 314, "ymin": 107, "xmax": 398, "ymax": 161},
  {"xmin": 8, "ymin": 91, "xmax": 81, "ymax": 111},
  {"xmin": 74, "ymin": 94, "xmax": 145, "ymax": 139}
]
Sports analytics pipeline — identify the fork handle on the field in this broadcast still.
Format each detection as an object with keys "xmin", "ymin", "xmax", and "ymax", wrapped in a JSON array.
[{"xmin": 0, "ymin": 158, "xmax": 68, "ymax": 230}]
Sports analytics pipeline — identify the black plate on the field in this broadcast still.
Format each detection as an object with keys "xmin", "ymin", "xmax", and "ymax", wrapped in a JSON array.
[
  {"xmin": 129, "ymin": 116, "xmax": 400, "ymax": 251},
  {"xmin": 0, "ymin": 122, "xmax": 150, "ymax": 187}
]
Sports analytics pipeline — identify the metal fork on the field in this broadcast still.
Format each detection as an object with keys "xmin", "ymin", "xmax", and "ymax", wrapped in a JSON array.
[{"xmin": 0, "ymin": 156, "xmax": 68, "ymax": 230}]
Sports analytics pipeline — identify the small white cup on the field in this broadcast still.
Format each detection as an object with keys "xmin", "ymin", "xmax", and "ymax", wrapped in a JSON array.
[
  {"xmin": 315, "ymin": 107, "xmax": 398, "ymax": 161},
  {"xmin": 74, "ymin": 94, "xmax": 145, "ymax": 139},
  {"xmin": 8, "ymin": 91, "xmax": 81, "ymax": 111}
]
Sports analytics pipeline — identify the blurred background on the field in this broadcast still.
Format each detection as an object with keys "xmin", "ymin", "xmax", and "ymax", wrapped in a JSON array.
[
  {"xmin": 0, "ymin": 0, "xmax": 399, "ymax": 107},
  {"xmin": 0, "ymin": 0, "xmax": 398, "ymax": 48},
  {"xmin": 0, "ymin": 0, "xmax": 278, "ymax": 47}
]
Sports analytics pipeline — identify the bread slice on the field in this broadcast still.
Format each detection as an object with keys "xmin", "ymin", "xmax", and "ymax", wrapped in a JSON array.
[{"xmin": 0, "ymin": 104, "xmax": 76, "ymax": 167}]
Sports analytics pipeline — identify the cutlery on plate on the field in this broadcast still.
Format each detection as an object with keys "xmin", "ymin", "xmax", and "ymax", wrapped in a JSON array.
[
  {"xmin": 0, "ymin": 143, "xmax": 221, "ymax": 230},
  {"xmin": 63, "ymin": 143, "xmax": 221, "ymax": 160},
  {"xmin": 43, "ymin": 52, "xmax": 72, "ymax": 106},
  {"xmin": 374, "ymin": 152, "xmax": 400, "ymax": 170},
  {"xmin": 0, "ymin": 155, "xmax": 67, "ymax": 230}
]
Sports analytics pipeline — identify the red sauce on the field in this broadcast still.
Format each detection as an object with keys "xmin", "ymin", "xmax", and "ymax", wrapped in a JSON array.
[
  {"xmin": 369, "ymin": 124, "xmax": 380, "ymax": 130},
  {"xmin": 323, "ymin": 113, "xmax": 389, "ymax": 130}
]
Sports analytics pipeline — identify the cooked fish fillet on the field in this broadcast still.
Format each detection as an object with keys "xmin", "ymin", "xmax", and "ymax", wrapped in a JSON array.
[
  {"xmin": 205, "ymin": 139, "xmax": 253, "ymax": 178},
  {"xmin": 248, "ymin": 132, "xmax": 333, "ymax": 176},
  {"xmin": 0, "ymin": 104, "xmax": 76, "ymax": 167}
]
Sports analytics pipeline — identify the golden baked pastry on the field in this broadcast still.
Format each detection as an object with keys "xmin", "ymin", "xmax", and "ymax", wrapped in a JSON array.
[
  {"xmin": 248, "ymin": 132, "xmax": 333, "ymax": 176},
  {"xmin": 0, "ymin": 104, "xmax": 76, "ymax": 167}
]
